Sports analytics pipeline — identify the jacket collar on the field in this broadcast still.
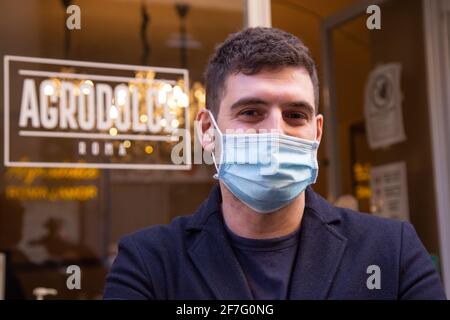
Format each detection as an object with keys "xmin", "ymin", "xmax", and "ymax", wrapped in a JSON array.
[
  {"xmin": 186, "ymin": 185, "xmax": 341, "ymax": 230},
  {"xmin": 186, "ymin": 184, "xmax": 347, "ymax": 299},
  {"xmin": 304, "ymin": 185, "xmax": 342, "ymax": 224}
]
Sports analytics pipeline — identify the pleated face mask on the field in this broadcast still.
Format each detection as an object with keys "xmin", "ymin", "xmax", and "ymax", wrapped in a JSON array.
[{"xmin": 207, "ymin": 110, "xmax": 319, "ymax": 213}]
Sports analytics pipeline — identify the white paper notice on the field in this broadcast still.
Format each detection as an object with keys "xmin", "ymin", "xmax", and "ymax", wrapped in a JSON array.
[
  {"xmin": 370, "ymin": 162, "xmax": 409, "ymax": 221},
  {"xmin": 364, "ymin": 63, "xmax": 406, "ymax": 149}
]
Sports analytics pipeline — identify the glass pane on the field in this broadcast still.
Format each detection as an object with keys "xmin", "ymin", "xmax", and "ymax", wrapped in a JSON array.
[
  {"xmin": 0, "ymin": 0, "xmax": 244, "ymax": 299},
  {"xmin": 331, "ymin": 0, "xmax": 440, "ymax": 254}
]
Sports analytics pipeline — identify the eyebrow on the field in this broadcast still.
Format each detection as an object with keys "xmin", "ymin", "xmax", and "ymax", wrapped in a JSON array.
[
  {"xmin": 230, "ymin": 97, "xmax": 315, "ymax": 115},
  {"xmin": 230, "ymin": 97, "xmax": 269, "ymax": 110},
  {"xmin": 283, "ymin": 101, "xmax": 315, "ymax": 116}
]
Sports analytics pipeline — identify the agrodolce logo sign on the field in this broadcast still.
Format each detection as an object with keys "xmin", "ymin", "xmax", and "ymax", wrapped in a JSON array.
[{"xmin": 3, "ymin": 55, "xmax": 191, "ymax": 170}]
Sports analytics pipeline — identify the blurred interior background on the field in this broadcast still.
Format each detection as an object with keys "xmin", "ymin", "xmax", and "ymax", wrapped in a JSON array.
[{"xmin": 1, "ymin": 0, "xmax": 450, "ymax": 299}]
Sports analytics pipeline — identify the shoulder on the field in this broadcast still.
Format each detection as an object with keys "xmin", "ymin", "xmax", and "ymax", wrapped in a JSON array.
[
  {"xmin": 119, "ymin": 214, "xmax": 194, "ymax": 253},
  {"xmin": 322, "ymin": 206, "xmax": 446, "ymax": 299},
  {"xmin": 319, "ymin": 204, "xmax": 412, "ymax": 255},
  {"xmin": 306, "ymin": 187, "xmax": 406, "ymax": 244},
  {"xmin": 325, "ymin": 205, "xmax": 435, "ymax": 270},
  {"xmin": 104, "ymin": 214, "xmax": 196, "ymax": 299},
  {"xmin": 333, "ymin": 206, "xmax": 404, "ymax": 235}
]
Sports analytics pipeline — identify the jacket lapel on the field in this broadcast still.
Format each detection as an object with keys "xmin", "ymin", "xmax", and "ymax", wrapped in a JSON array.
[
  {"xmin": 186, "ymin": 185, "xmax": 253, "ymax": 299},
  {"xmin": 186, "ymin": 185, "xmax": 347, "ymax": 300},
  {"xmin": 288, "ymin": 188, "xmax": 348, "ymax": 299}
]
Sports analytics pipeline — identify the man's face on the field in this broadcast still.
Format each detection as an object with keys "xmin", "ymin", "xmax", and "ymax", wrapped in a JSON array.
[{"xmin": 214, "ymin": 66, "xmax": 323, "ymax": 142}]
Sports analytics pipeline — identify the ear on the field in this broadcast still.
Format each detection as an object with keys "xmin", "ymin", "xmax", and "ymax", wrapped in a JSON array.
[
  {"xmin": 315, "ymin": 114, "xmax": 323, "ymax": 143},
  {"xmin": 196, "ymin": 109, "xmax": 216, "ymax": 153}
]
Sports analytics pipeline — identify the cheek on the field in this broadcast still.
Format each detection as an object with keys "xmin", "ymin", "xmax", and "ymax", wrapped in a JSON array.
[
  {"xmin": 217, "ymin": 114, "xmax": 257, "ymax": 133},
  {"xmin": 284, "ymin": 124, "xmax": 316, "ymax": 141}
]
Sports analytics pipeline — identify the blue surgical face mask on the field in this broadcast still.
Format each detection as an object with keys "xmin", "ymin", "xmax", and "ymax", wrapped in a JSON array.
[{"xmin": 206, "ymin": 110, "xmax": 320, "ymax": 213}]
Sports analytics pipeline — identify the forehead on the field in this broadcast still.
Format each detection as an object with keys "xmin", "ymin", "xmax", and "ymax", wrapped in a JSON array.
[{"xmin": 220, "ymin": 66, "xmax": 315, "ymax": 110}]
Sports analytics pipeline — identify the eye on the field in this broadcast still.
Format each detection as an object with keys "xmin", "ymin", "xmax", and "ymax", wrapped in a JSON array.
[
  {"xmin": 284, "ymin": 111, "xmax": 308, "ymax": 120},
  {"xmin": 282, "ymin": 111, "xmax": 309, "ymax": 126},
  {"xmin": 236, "ymin": 108, "xmax": 265, "ymax": 122},
  {"xmin": 239, "ymin": 109, "xmax": 260, "ymax": 117},
  {"xmin": 285, "ymin": 112, "xmax": 306, "ymax": 119}
]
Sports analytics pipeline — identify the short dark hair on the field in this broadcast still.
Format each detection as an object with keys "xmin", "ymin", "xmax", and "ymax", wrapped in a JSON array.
[{"xmin": 204, "ymin": 27, "xmax": 319, "ymax": 117}]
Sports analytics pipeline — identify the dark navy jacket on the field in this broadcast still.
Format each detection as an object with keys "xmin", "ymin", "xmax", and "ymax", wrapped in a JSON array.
[{"xmin": 104, "ymin": 185, "xmax": 446, "ymax": 299}]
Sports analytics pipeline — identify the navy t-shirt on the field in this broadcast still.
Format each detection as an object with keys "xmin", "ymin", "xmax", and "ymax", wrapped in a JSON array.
[{"xmin": 225, "ymin": 224, "xmax": 300, "ymax": 300}]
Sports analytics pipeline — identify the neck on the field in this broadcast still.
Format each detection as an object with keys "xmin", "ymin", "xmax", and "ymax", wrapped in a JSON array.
[{"xmin": 220, "ymin": 181, "xmax": 305, "ymax": 239}]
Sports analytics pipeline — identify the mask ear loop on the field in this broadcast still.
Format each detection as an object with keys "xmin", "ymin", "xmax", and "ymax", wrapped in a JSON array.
[
  {"xmin": 312, "ymin": 123, "xmax": 320, "ymax": 149},
  {"xmin": 311, "ymin": 124, "xmax": 320, "ymax": 181},
  {"xmin": 205, "ymin": 110, "xmax": 223, "ymax": 177}
]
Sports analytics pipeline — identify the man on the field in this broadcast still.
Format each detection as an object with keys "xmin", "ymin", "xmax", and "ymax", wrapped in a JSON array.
[{"xmin": 104, "ymin": 28, "xmax": 446, "ymax": 299}]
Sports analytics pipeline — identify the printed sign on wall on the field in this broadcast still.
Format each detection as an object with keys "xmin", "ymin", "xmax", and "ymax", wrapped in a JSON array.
[
  {"xmin": 364, "ymin": 63, "xmax": 406, "ymax": 149},
  {"xmin": 370, "ymin": 161, "xmax": 410, "ymax": 221}
]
